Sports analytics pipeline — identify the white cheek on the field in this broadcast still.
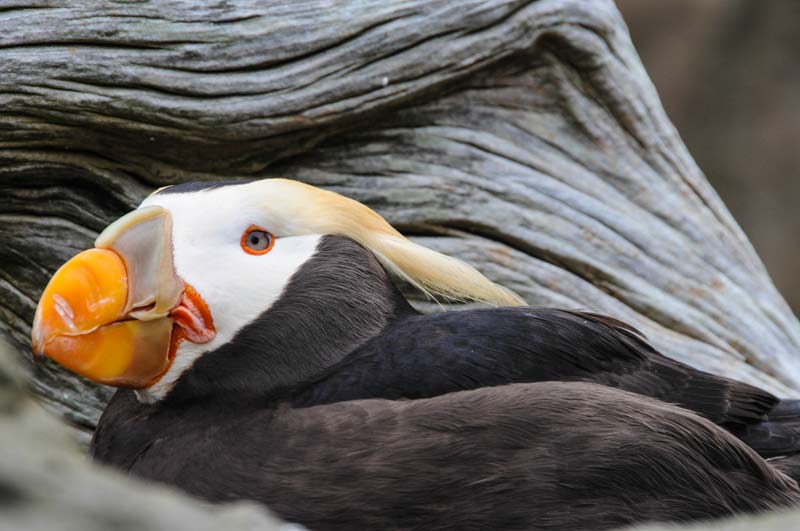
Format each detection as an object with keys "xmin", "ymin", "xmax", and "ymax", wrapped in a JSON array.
[{"xmin": 136, "ymin": 233, "xmax": 322, "ymax": 403}]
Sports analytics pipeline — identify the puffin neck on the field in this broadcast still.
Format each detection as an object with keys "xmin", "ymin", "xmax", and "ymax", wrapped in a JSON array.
[{"xmin": 164, "ymin": 235, "xmax": 417, "ymax": 405}]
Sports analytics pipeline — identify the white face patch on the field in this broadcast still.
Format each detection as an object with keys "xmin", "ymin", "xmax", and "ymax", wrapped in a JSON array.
[
  {"xmin": 124, "ymin": 177, "xmax": 521, "ymax": 401},
  {"xmin": 133, "ymin": 183, "xmax": 322, "ymax": 403}
]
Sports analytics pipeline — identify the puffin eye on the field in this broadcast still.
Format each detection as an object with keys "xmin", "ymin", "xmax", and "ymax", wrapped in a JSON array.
[{"xmin": 240, "ymin": 225, "xmax": 275, "ymax": 255}]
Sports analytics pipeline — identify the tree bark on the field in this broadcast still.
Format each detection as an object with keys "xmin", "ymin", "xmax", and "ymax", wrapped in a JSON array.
[{"xmin": 1, "ymin": 0, "xmax": 798, "ymax": 436}]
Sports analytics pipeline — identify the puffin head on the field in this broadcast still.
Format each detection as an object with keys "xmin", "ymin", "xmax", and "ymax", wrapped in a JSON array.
[{"xmin": 31, "ymin": 179, "xmax": 524, "ymax": 403}]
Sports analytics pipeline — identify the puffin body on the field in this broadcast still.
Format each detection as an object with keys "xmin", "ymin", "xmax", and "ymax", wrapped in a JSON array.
[
  {"xmin": 163, "ymin": 234, "xmax": 800, "ymax": 458},
  {"xmin": 31, "ymin": 178, "xmax": 800, "ymax": 529},
  {"xmin": 92, "ymin": 382, "xmax": 800, "ymax": 531}
]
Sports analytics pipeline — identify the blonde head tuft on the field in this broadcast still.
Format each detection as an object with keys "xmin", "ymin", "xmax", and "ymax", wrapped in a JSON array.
[{"xmin": 253, "ymin": 179, "xmax": 527, "ymax": 307}]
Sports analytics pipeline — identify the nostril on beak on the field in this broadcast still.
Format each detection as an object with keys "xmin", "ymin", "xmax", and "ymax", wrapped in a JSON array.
[
  {"xmin": 129, "ymin": 301, "xmax": 167, "ymax": 321},
  {"xmin": 131, "ymin": 302, "xmax": 157, "ymax": 314}
]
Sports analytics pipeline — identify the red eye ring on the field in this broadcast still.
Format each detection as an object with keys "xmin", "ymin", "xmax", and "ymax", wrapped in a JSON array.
[{"xmin": 241, "ymin": 225, "xmax": 275, "ymax": 255}]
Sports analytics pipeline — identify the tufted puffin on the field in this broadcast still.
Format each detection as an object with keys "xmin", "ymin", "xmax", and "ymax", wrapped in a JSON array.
[{"xmin": 30, "ymin": 178, "xmax": 800, "ymax": 529}]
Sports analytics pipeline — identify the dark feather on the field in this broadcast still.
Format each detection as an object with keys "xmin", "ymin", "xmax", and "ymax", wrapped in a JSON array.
[
  {"xmin": 155, "ymin": 179, "xmax": 252, "ymax": 195},
  {"xmin": 291, "ymin": 302, "xmax": 784, "ymax": 452},
  {"xmin": 167, "ymin": 235, "xmax": 798, "ymax": 457},
  {"xmin": 93, "ymin": 383, "xmax": 800, "ymax": 531},
  {"xmin": 89, "ymin": 235, "xmax": 800, "ymax": 529}
]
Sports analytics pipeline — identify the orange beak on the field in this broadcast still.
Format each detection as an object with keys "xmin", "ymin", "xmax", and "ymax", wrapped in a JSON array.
[{"xmin": 31, "ymin": 206, "xmax": 214, "ymax": 388}]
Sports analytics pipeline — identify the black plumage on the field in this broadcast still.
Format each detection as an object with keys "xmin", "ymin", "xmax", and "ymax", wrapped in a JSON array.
[
  {"xmin": 295, "ymin": 308, "xmax": 776, "ymax": 426},
  {"xmin": 159, "ymin": 236, "xmax": 800, "ymax": 458},
  {"xmin": 93, "ymin": 382, "xmax": 800, "ymax": 531},
  {"xmin": 85, "ymin": 234, "xmax": 800, "ymax": 529}
]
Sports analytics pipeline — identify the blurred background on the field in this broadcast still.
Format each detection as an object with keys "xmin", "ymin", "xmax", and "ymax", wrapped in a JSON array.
[{"xmin": 618, "ymin": 0, "xmax": 800, "ymax": 315}]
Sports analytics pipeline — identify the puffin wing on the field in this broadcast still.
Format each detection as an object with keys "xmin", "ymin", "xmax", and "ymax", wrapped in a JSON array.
[
  {"xmin": 292, "ymin": 307, "xmax": 800, "ymax": 457},
  {"xmin": 559, "ymin": 310, "xmax": 779, "ymax": 426},
  {"xmin": 297, "ymin": 307, "xmax": 777, "ymax": 425}
]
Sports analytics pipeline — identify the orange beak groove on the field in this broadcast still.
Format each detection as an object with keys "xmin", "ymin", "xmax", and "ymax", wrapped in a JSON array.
[{"xmin": 31, "ymin": 206, "xmax": 215, "ymax": 389}]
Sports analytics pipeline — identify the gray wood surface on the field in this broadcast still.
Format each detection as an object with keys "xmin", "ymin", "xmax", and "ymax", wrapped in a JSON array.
[{"xmin": 1, "ymin": 0, "xmax": 798, "ymax": 437}]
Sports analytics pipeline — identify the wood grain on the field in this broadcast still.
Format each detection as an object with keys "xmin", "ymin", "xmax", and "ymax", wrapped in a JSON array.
[{"xmin": 1, "ymin": 0, "xmax": 798, "ymax": 433}]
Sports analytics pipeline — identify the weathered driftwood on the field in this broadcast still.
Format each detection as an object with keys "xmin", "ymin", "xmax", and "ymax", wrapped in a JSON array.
[{"xmin": 1, "ymin": 0, "xmax": 799, "ymax": 436}]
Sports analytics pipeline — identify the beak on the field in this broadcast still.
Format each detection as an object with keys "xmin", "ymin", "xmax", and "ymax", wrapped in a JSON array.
[{"xmin": 31, "ymin": 206, "xmax": 213, "ymax": 388}]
